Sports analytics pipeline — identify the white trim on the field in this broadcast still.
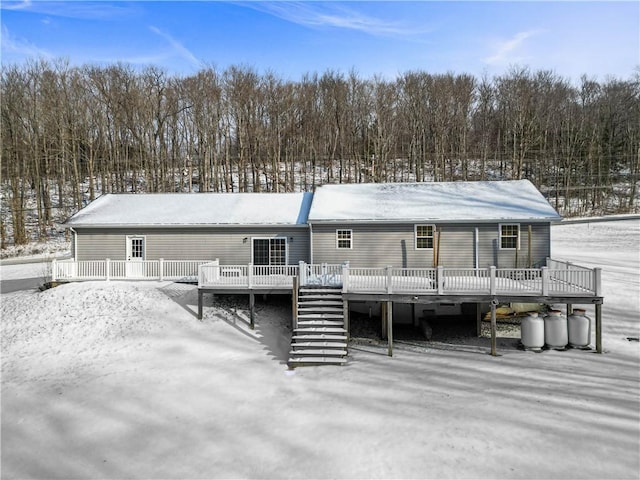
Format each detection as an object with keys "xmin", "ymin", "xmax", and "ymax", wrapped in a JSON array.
[
  {"xmin": 414, "ymin": 224, "xmax": 436, "ymax": 250},
  {"xmin": 251, "ymin": 237, "xmax": 288, "ymax": 265},
  {"xmin": 126, "ymin": 235, "xmax": 146, "ymax": 260},
  {"xmin": 336, "ymin": 229, "xmax": 353, "ymax": 249},
  {"xmin": 499, "ymin": 223, "xmax": 520, "ymax": 250}
]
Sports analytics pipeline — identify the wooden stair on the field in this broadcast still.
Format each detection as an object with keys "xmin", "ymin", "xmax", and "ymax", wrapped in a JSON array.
[{"xmin": 289, "ymin": 286, "xmax": 348, "ymax": 367}]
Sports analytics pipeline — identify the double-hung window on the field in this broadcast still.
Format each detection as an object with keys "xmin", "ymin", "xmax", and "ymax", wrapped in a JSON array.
[
  {"xmin": 500, "ymin": 224, "xmax": 520, "ymax": 249},
  {"xmin": 415, "ymin": 224, "xmax": 435, "ymax": 249},
  {"xmin": 336, "ymin": 229, "xmax": 352, "ymax": 249}
]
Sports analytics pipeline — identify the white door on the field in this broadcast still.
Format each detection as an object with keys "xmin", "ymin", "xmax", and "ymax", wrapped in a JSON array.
[{"xmin": 126, "ymin": 236, "xmax": 146, "ymax": 278}]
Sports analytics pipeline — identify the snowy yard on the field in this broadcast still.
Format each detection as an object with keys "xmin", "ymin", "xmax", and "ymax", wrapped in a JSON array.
[{"xmin": 1, "ymin": 220, "xmax": 639, "ymax": 479}]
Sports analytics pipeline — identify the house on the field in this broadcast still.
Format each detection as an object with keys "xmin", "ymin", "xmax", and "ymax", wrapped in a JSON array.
[
  {"xmin": 65, "ymin": 192, "xmax": 313, "ymax": 267},
  {"xmin": 307, "ymin": 180, "xmax": 561, "ymax": 269},
  {"xmin": 59, "ymin": 180, "xmax": 603, "ymax": 365},
  {"xmin": 65, "ymin": 180, "xmax": 559, "ymax": 270}
]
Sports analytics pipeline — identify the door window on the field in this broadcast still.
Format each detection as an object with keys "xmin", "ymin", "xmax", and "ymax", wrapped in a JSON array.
[{"xmin": 253, "ymin": 238, "xmax": 286, "ymax": 265}]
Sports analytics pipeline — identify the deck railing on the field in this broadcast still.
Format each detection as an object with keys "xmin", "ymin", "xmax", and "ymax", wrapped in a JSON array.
[
  {"xmin": 53, "ymin": 258, "xmax": 602, "ymax": 298},
  {"xmin": 198, "ymin": 260, "xmax": 298, "ymax": 289},
  {"xmin": 52, "ymin": 259, "xmax": 211, "ymax": 282}
]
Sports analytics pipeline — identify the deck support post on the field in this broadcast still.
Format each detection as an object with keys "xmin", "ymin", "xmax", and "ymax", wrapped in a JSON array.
[
  {"xmin": 249, "ymin": 293, "xmax": 255, "ymax": 330},
  {"xmin": 198, "ymin": 289, "xmax": 203, "ymax": 320},
  {"xmin": 490, "ymin": 301, "xmax": 497, "ymax": 356},
  {"xmin": 476, "ymin": 302, "xmax": 482, "ymax": 337},
  {"xmin": 595, "ymin": 303, "xmax": 602, "ymax": 353},
  {"xmin": 387, "ymin": 300, "xmax": 393, "ymax": 357},
  {"xmin": 566, "ymin": 303, "xmax": 572, "ymax": 317},
  {"xmin": 381, "ymin": 302, "xmax": 387, "ymax": 340}
]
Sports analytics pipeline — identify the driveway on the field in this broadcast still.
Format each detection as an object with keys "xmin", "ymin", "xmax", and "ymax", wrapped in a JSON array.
[{"xmin": 0, "ymin": 261, "xmax": 50, "ymax": 294}]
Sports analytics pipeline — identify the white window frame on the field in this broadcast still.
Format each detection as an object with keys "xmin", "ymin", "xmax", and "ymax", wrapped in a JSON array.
[
  {"xmin": 415, "ymin": 224, "xmax": 436, "ymax": 250},
  {"xmin": 499, "ymin": 224, "xmax": 520, "ymax": 250},
  {"xmin": 336, "ymin": 229, "xmax": 353, "ymax": 249},
  {"xmin": 251, "ymin": 237, "xmax": 288, "ymax": 265}
]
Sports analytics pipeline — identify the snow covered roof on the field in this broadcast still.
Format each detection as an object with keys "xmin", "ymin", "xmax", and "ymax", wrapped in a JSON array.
[
  {"xmin": 308, "ymin": 180, "xmax": 561, "ymax": 223},
  {"xmin": 66, "ymin": 192, "xmax": 313, "ymax": 227}
]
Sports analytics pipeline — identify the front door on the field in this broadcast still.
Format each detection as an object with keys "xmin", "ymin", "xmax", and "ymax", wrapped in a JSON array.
[
  {"xmin": 126, "ymin": 236, "xmax": 146, "ymax": 277},
  {"xmin": 252, "ymin": 238, "xmax": 287, "ymax": 266}
]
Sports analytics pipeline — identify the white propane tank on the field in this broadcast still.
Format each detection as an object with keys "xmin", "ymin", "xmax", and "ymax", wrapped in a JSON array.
[
  {"xmin": 544, "ymin": 309, "xmax": 568, "ymax": 349},
  {"xmin": 568, "ymin": 308, "xmax": 591, "ymax": 348},
  {"xmin": 521, "ymin": 311, "xmax": 544, "ymax": 351}
]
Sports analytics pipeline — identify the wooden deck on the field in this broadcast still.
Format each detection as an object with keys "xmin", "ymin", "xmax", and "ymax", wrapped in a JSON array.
[{"xmin": 197, "ymin": 260, "xmax": 602, "ymax": 300}]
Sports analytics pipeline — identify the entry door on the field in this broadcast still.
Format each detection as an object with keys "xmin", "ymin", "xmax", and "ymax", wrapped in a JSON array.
[
  {"xmin": 126, "ymin": 236, "xmax": 146, "ymax": 277},
  {"xmin": 252, "ymin": 238, "xmax": 286, "ymax": 266}
]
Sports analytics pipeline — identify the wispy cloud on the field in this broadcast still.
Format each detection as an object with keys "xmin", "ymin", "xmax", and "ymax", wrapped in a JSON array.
[
  {"xmin": 244, "ymin": 1, "xmax": 430, "ymax": 38},
  {"xmin": 1, "ymin": 24, "xmax": 52, "ymax": 59},
  {"xmin": 483, "ymin": 30, "xmax": 542, "ymax": 66},
  {"xmin": 149, "ymin": 26, "xmax": 202, "ymax": 68},
  {"xmin": 0, "ymin": 0, "xmax": 135, "ymax": 19}
]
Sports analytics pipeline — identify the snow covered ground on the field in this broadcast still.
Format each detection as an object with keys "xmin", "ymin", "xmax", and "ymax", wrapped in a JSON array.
[{"xmin": 1, "ymin": 220, "xmax": 638, "ymax": 479}]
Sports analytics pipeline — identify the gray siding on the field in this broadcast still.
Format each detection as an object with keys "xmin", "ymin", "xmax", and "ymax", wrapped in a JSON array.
[
  {"xmin": 75, "ymin": 221, "xmax": 551, "ymax": 269},
  {"xmin": 477, "ymin": 223, "xmax": 550, "ymax": 268},
  {"xmin": 75, "ymin": 226, "xmax": 310, "ymax": 264},
  {"xmin": 311, "ymin": 222, "xmax": 551, "ymax": 268}
]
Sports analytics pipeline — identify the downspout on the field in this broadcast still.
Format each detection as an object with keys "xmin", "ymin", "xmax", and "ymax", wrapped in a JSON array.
[
  {"xmin": 69, "ymin": 227, "xmax": 78, "ymax": 261},
  {"xmin": 474, "ymin": 227, "xmax": 479, "ymax": 271},
  {"xmin": 309, "ymin": 222, "xmax": 314, "ymax": 265}
]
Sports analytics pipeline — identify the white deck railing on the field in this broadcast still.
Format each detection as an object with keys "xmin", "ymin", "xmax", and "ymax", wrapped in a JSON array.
[
  {"xmin": 53, "ymin": 258, "xmax": 601, "ymax": 297},
  {"xmin": 198, "ymin": 260, "xmax": 298, "ymax": 289},
  {"xmin": 52, "ymin": 259, "xmax": 211, "ymax": 282}
]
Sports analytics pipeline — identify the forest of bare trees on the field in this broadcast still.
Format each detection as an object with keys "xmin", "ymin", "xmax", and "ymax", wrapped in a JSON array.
[{"xmin": 1, "ymin": 59, "xmax": 639, "ymax": 247}]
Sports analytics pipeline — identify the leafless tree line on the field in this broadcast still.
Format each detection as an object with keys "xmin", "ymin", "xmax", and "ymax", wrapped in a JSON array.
[{"xmin": 1, "ymin": 59, "xmax": 639, "ymax": 246}]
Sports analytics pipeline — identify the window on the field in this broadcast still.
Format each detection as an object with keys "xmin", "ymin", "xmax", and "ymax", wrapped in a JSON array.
[
  {"xmin": 415, "ymin": 224, "xmax": 435, "ymax": 249},
  {"xmin": 336, "ymin": 229, "xmax": 352, "ymax": 249},
  {"xmin": 253, "ymin": 238, "xmax": 287, "ymax": 265},
  {"xmin": 500, "ymin": 224, "xmax": 520, "ymax": 249}
]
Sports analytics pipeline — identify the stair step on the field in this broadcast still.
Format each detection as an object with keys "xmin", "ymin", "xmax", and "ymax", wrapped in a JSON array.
[
  {"xmin": 292, "ymin": 334, "xmax": 347, "ymax": 342},
  {"xmin": 292, "ymin": 341, "xmax": 347, "ymax": 349},
  {"xmin": 298, "ymin": 305, "xmax": 344, "ymax": 315},
  {"xmin": 288, "ymin": 356, "xmax": 348, "ymax": 366},
  {"xmin": 289, "ymin": 348, "xmax": 347, "ymax": 356},
  {"xmin": 294, "ymin": 327, "xmax": 346, "ymax": 334},
  {"xmin": 298, "ymin": 300, "xmax": 344, "ymax": 306},
  {"xmin": 299, "ymin": 288, "xmax": 342, "ymax": 294},
  {"xmin": 297, "ymin": 320, "xmax": 344, "ymax": 327},
  {"xmin": 298, "ymin": 293, "xmax": 343, "ymax": 299},
  {"xmin": 291, "ymin": 283, "xmax": 348, "ymax": 368},
  {"xmin": 298, "ymin": 313, "xmax": 344, "ymax": 320}
]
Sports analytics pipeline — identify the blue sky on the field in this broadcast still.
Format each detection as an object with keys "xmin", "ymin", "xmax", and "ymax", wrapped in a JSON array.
[{"xmin": 1, "ymin": 1, "xmax": 638, "ymax": 81}]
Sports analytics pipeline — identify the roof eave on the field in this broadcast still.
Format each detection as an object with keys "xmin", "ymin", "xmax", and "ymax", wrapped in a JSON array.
[
  {"xmin": 308, "ymin": 217, "xmax": 560, "ymax": 224},
  {"xmin": 65, "ymin": 223, "xmax": 310, "ymax": 229}
]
